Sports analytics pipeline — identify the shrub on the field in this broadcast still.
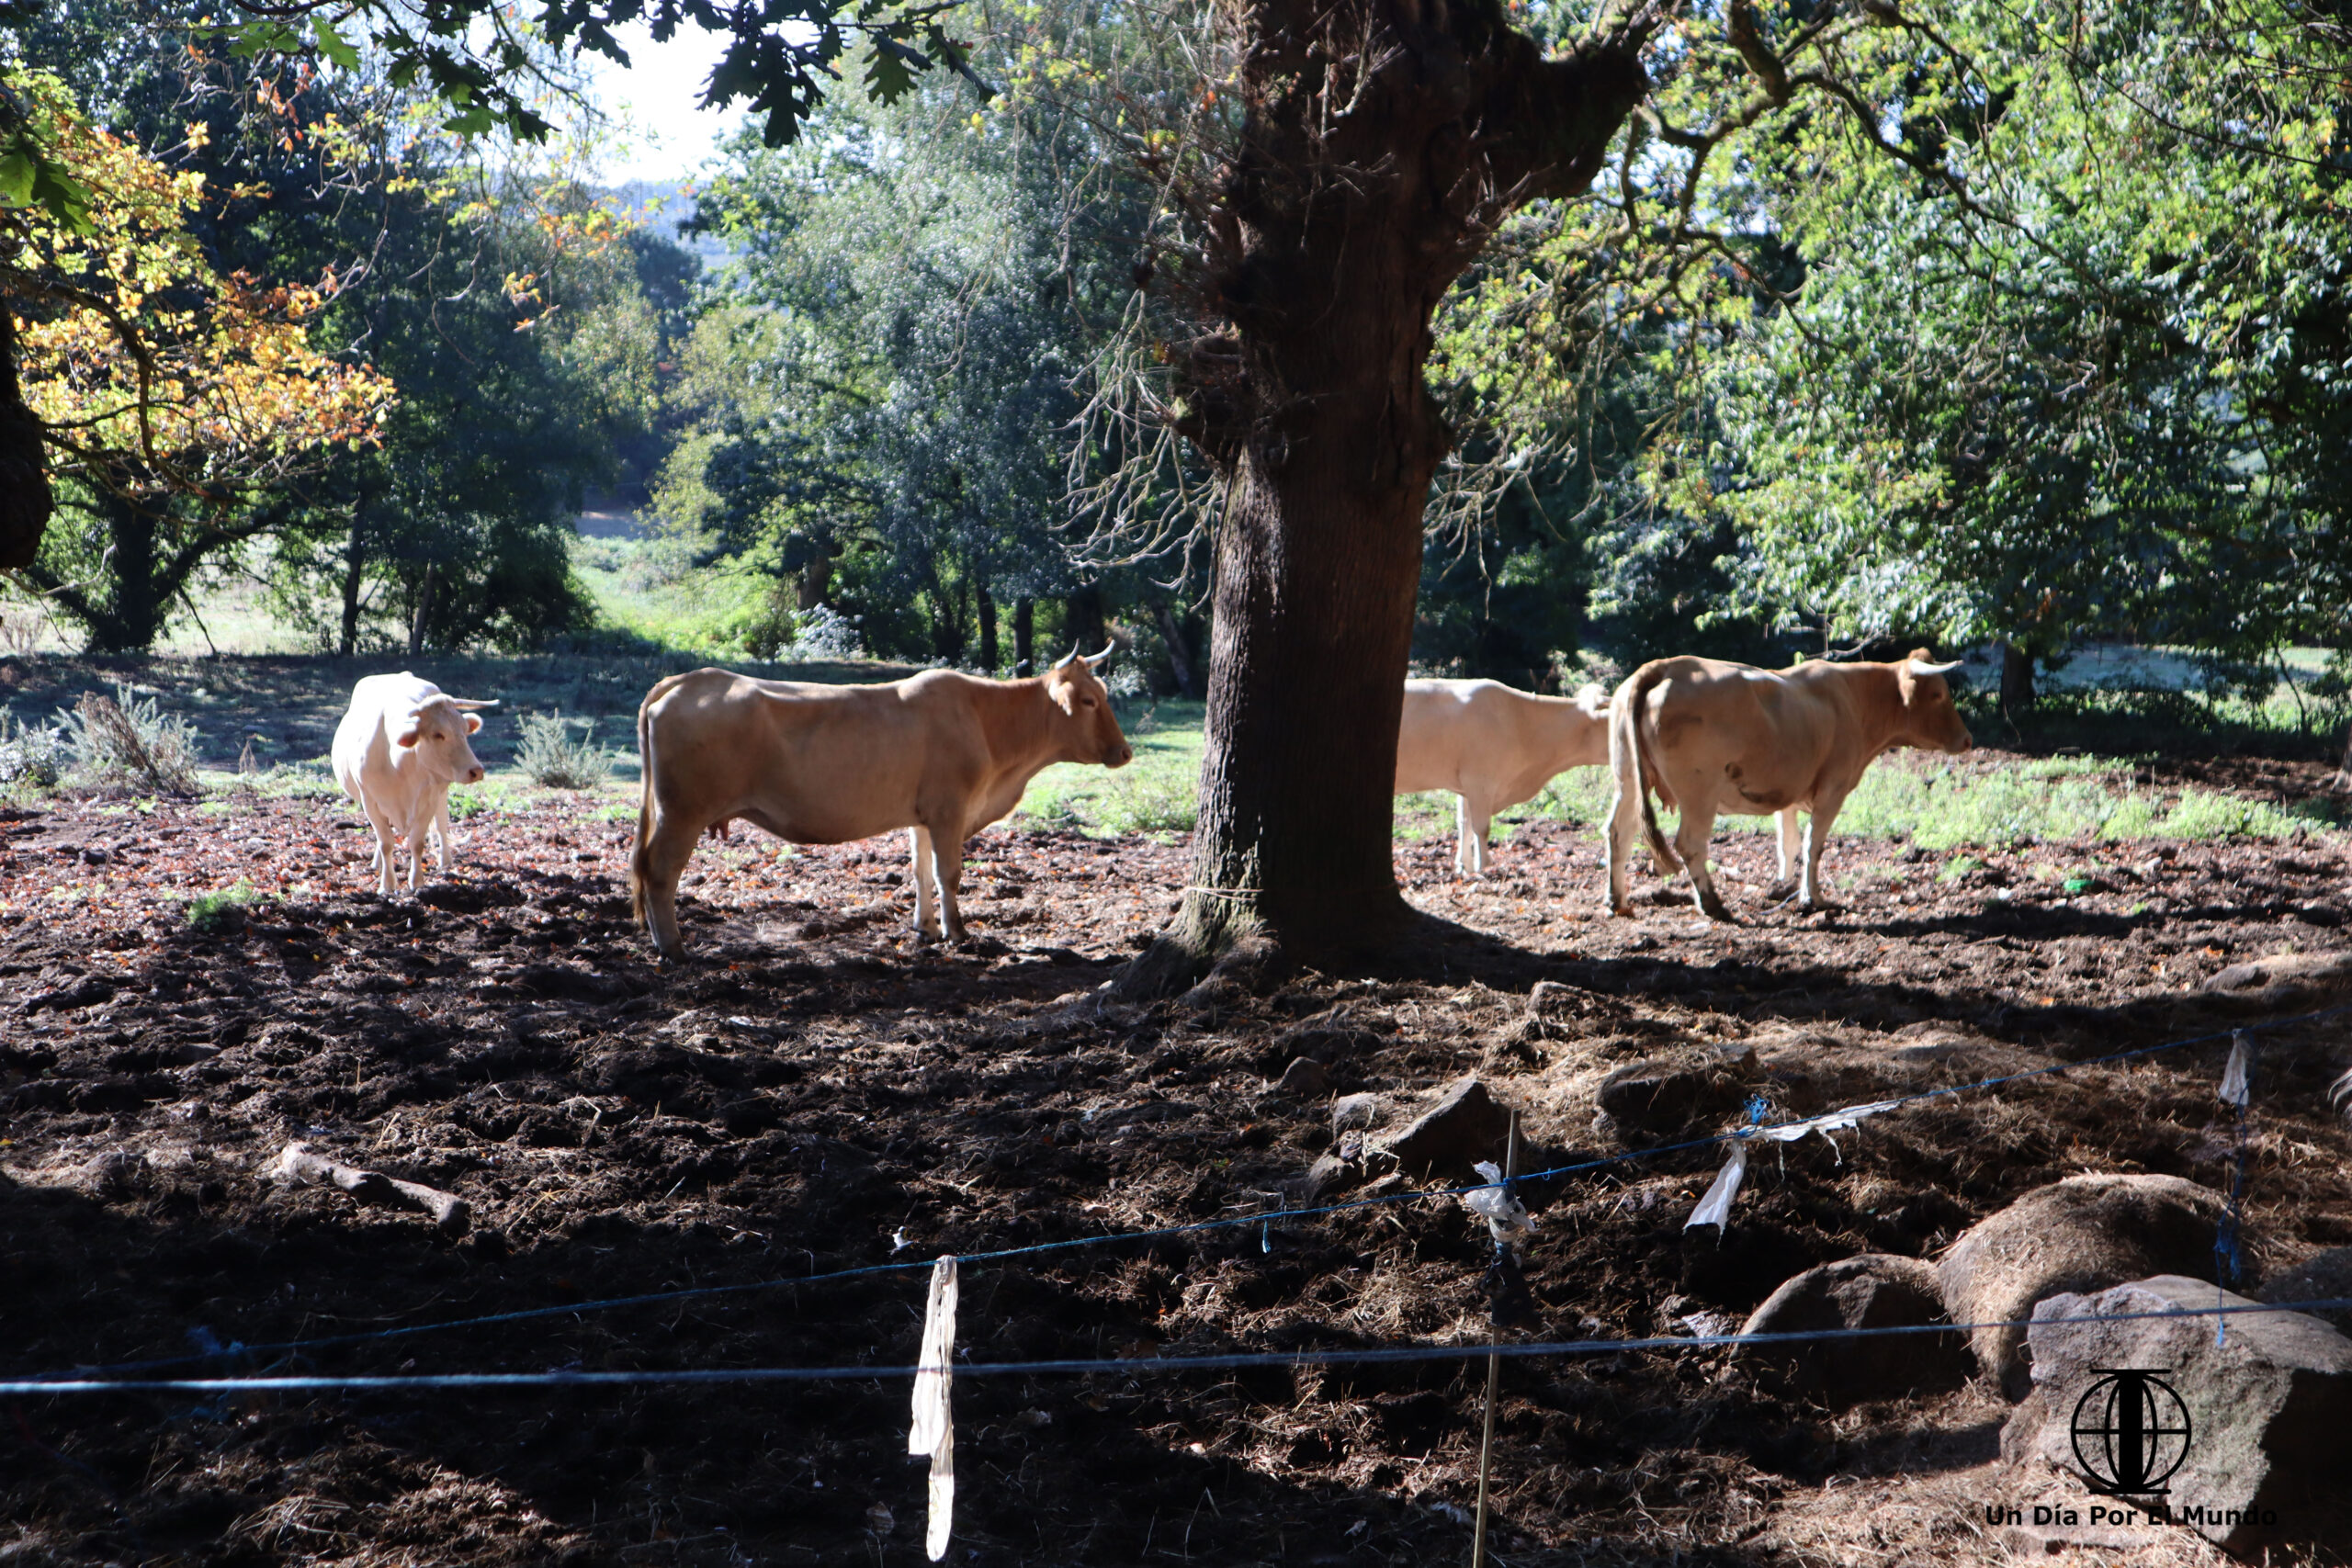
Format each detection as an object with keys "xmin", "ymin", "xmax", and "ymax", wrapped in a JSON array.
[
  {"xmin": 515, "ymin": 711, "xmax": 616, "ymax": 789},
  {"xmin": 55, "ymin": 686, "xmax": 199, "ymax": 795},
  {"xmin": 188, "ymin": 880, "xmax": 260, "ymax": 932},
  {"xmin": 1096, "ymin": 769, "xmax": 1199, "ymax": 835},
  {"xmin": 0, "ymin": 712, "xmax": 64, "ymax": 790}
]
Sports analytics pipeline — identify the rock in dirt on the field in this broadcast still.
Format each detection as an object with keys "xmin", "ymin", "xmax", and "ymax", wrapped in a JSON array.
[
  {"xmin": 1378, "ymin": 1077, "xmax": 1510, "ymax": 1179},
  {"xmin": 1304, "ymin": 1151, "xmax": 1361, "ymax": 1202},
  {"xmin": 1276, "ymin": 1004, "xmax": 1385, "ymax": 1059},
  {"xmin": 1939, "ymin": 1173, "xmax": 2232, "ymax": 1398},
  {"xmin": 1593, "ymin": 1049, "xmax": 1756, "ymax": 1145},
  {"xmin": 1274, "ymin": 1056, "xmax": 1331, "ymax": 1098},
  {"xmin": 2003, "ymin": 1275, "xmax": 2352, "ymax": 1553},
  {"xmin": 1331, "ymin": 1092, "xmax": 1383, "ymax": 1136},
  {"xmin": 2257, "ymin": 1247, "xmax": 2352, "ymax": 1336},
  {"xmin": 1737, "ymin": 1254, "xmax": 1969, "ymax": 1407},
  {"xmin": 2202, "ymin": 949, "xmax": 2352, "ymax": 1003}
]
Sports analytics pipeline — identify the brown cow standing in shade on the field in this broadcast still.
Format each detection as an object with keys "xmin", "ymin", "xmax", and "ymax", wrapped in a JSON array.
[
  {"xmin": 630, "ymin": 651, "xmax": 1133, "ymax": 957},
  {"xmin": 1605, "ymin": 649, "xmax": 1971, "ymax": 919}
]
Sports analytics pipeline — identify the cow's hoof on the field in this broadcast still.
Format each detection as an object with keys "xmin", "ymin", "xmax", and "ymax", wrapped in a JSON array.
[
  {"xmin": 1696, "ymin": 897, "xmax": 1735, "ymax": 922},
  {"xmin": 1609, "ymin": 902, "xmax": 1635, "ymax": 919}
]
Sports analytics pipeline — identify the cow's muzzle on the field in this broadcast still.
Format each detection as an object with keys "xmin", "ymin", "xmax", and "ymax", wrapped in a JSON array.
[{"xmin": 465, "ymin": 766, "xmax": 486, "ymax": 784}]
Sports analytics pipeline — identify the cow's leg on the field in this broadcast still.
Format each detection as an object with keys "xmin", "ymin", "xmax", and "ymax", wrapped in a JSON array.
[
  {"xmin": 361, "ymin": 798, "xmax": 401, "ymax": 897},
  {"xmin": 1770, "ymin": 807, "xmax": 1801, "ymax": 895},
  {"xmin": 432, "ymin": 796, "xmax": 457, "ymax": 875},
  {"xmin": 1675, "ymin": 803, "xmax": 1731, "ymax": 920},
  {"xmin": 1604, "ymin": 775, "xmax": 1641, "ymax": 917},
  {"xmin": 935, "ymin": 829, "xmax": 968, "ymax": 942},
  {"xmin": 909, "ymin": 827, "xmax": 942, "ymax": 942},
  {"xmin": 1454, "ymin": 795, "xmax": 1489, "ymax": 879},
  {"xmin": 635, "ymin": 809, "xmax": 699, "ymax": 959},
  {"xmin": 1797, "ymin": 788, "xmax": 1853, "ymax": 912},
  {"xmin": 399, "ymin": 807, "xmax": 426, "ymax": 893}
]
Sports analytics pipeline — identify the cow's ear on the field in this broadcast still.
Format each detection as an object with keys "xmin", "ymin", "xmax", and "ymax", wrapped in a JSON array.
[
  {"xmin": 464, "ymin": 714, "xmax": 482, "ymax": 734},
  {"xmin": 1048, "ymin": 679, "xmax": 1079, "ymax": 716},
  {"xmin": 393, "ymin": 727, "xmax": 421, "ymax": 749}
]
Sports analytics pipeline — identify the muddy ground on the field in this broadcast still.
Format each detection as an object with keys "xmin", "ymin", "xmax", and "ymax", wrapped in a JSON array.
[{"xmin": 6, "ymin": 781, "xmax": 2352, "ymax": 1567}]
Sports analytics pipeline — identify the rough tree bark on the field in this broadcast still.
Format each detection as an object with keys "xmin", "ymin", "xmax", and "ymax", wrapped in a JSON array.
[
  {"xmin": 1013, "ymin": 596, "xmax": 1035, "ymax": 674},
  {"xmin": 978, "ymin": 582, "xmax": 999, "ymax": 672},
  {"xmin": 0, "ymin": 307, "xmax": 51, "ymax": 570},
  {"xmin": 1130, "ymin": 0, "xmax": 1653, "ymax": 987}
]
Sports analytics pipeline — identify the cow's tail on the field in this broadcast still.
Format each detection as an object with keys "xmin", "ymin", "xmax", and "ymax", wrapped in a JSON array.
[
  {"xmin": 1612, "ymin": 663, "xmax": 1682, "ymax": 874},
  {"xmin": 629, "ymin": 680, "xmax": 670, "ymax": 934}
]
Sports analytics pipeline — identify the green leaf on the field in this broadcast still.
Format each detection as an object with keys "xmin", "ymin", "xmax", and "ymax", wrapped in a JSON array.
[
  {"xmin": 227, "ymin": 18, "xmax": 303, "ymax": 57},
  {"xmin": 0, "ymin": 149, "xmax": 33, "ymax": 209},
  {"xmin": 311, "ymin": 17, "xmax": 362, "ymax": 71},
  {"xmin": 862, "ymin": 37, "xmax": 925, "ymax": 103},
  {"xmin": 442, "ymin": 106, "xmax": 496, "ymax": 136}
]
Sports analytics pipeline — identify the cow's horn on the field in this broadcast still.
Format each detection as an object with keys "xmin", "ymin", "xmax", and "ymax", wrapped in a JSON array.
[
  {"xmin": 1080, "ymin": 644, "xmax": 1114, "ymax": 670},
  {"xmin": 445, "ymin": 698, "xmax": 499, "ymax": 709},
  {"xmin": 1053, "ymin": 647, "xmax": 1081, "ymax": 670},
  {"xmin": 1905, "ymin": 658, "xmax": 1963, "ymax": 678}
]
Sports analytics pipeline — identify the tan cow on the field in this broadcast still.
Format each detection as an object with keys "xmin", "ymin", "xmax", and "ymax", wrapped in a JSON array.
[
  {"xmin": 1395, "ymin": 678, "xmax": 1610, "ymax": 877},
  {"xmin": 629, "ymin": 650, "xmax": 1134, "ymax": 957},
  {"xmin": 1605, "ymin": 649, "xmax": 1970, "ymax": 919}
]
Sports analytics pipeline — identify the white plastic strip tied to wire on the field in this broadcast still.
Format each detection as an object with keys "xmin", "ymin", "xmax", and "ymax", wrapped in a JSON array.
[
  {"xmin": 909, "ymin": 1256, "xmax": 958, "ymax": 1562},
  {"xmin": 1684, "ymin": 1099, "xmax": 1905, "ymax": 1232}
]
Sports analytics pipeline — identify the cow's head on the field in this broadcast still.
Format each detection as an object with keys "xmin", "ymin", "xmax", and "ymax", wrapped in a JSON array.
[
  {"xmin": 1046, "ymin": 648, "xmax": 1134, "ymax": 768},
  {"xmin": 395, "ymin": 695, "xmax": 494, "ymax": 784},
  {"xmin": 1894, "ymin": 650, "xmax": 1972, "ymax": 753}
]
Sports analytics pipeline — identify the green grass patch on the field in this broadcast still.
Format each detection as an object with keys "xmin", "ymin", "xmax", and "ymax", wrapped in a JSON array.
[
  {"xmin": 1015, "ymin": 700, "xmax": 1204, "ymax": 837},
  {"xmin": 187, "ymin": 879, "xmax": 264, "ymax": 931}
]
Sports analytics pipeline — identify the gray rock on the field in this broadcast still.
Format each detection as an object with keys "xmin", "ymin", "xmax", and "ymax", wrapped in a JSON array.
[
  {"xmin": 1939, "ymin": 1173, "xmax": 2232, "ymax": 1398},
  {"xmin": 2004, "ymin": 1275, "xmax": 2352, "ymax": 1553},
  {"xmin": 1593, "ymin": 1051, "xmax": 1754, "ymax": 1145},
  {"xmin": 2257, "ymin": 1247, "xmax": 2352, "ymax": 1337},
  {"xmin": 1379, "ymin": 1077, "xmax": 1510, "ymax": 1179},
  {"xmin": 1304, "ymin": 1151, "xmax": 1361, "ymax": 1203},
  {"xmin": 1275, "ymin": 1056, "xmax": 1332, "ymax": 1098},
  {"xmin": 1331, "ymin": 1093, "xmax": 1384, "ymax": 1136},
  {"xmin": 1738, "ymin": 1254, "xmax": 1969, "ymax": 1407}
]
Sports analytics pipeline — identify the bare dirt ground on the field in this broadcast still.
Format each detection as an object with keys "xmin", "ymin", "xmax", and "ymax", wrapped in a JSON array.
[{"xmin": 6, "ymin": 787, "xmax": 2352, "ymax": 1567}]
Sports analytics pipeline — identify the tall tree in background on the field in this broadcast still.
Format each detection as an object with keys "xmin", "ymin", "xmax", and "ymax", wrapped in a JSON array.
[
  {"xmin": 4, "ymin": 67, "xmax": 391, "ymax": 649},
  {"xmin": 657, "ymin": 86, "xmax": 1118, "ymax": 664}
]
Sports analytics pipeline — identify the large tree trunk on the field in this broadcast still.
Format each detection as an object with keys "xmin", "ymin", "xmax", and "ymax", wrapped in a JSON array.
[
  {"xmin": 0, "ymin": 305, "xmax": 51, "ymax": 571},
  {"xmin": 1132, "ymin": 5, "xmax": 1650, "ymax": 984},
  {"xmin": 978, "ymin": 582, "xmax": 999, "ymax": 672},
  {"xmin": 1013, "ymin": 596, "xmax": 1035, "ymax": 675},
  {"xmin": 83, "ymin": 492, "xmax": 165, "ymax": 653}
]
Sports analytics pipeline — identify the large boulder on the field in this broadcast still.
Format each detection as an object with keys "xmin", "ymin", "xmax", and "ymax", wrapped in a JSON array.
[
  {"xmin": 1378, "ymin": 1077, "xmax": 1510, "ymax": 1179},
  {"xmin": 1592, "ymin": 1047, "xmax": 1756, "ymax": 1146},
  {"xmin": 1938, "ymin": 1174, "xmax": 2231, "ymax": 1398},
  {"xmin": 2003, "ymin": 1275, "xmax": 2352, "ymax": 1554},
  {"xmin": 1737, "ymin": 1254, "xmax": 1971, "ymax": 1407}
]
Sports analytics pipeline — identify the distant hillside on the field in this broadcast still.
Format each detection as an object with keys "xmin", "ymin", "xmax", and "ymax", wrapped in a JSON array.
[{"xmin": 607, "ymin": 179, "xmax": 735, "ymax": 268}]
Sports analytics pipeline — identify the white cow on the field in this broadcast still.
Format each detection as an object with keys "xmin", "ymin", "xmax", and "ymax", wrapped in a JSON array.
[
  {"xmin": 1395, "ymin": 677, "xmax": 1611, "ymax": 877},
  {"xmin": 332, "ymin": 673, "xmax": 496, "ymax": 897}
]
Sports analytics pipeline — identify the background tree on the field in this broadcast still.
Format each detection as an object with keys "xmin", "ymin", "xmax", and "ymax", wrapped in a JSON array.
[{"xmin": 4, "ymin": 66, "xmax": 391, "ymax": 651}]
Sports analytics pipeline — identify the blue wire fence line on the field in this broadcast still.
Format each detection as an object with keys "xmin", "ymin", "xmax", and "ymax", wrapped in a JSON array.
[
  {"xmin": 9, "ymin": 1296, "xmax": 2351, "ymax": 1399},
  {"xmin": 14, "ymin": 997, "xmax": 2347, "ymax": 1388}
]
